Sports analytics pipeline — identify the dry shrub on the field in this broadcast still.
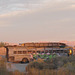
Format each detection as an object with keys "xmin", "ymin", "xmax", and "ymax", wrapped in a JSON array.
[
  {"xmin": 13, "ymin": 70, "xmax": 24, "ymax": 75},
  {"xmin": 26, "ymin": 67, "xmax": 75, "ymax": 75},
  {"xmin": 36, "ymin": 58, "xmax": 44, "ymax": 63},
  {"xmin": 0, "ymin": 58, "xmax": 25, "ymax": 75},
  {"xmin": 26, "ymin": 56, "xmax": 75, "ymax": 75},
  {"xmin": 26, "ymin": 68, "xmax": 56, "ymax": 75},
  {"xmin": 0, "ymin": 58, "xmax": 8, "ymax": 75}
]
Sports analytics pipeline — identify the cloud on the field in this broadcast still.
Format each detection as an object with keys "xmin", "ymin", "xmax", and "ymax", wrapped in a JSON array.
[
  {"xmin": 0, "ymin": 0, "xmax": 75, "ymax": 27},
  {"xmin": 72, "ymin": 5, "xmax": 75, "ymax": 8},
  {"xmin": 0, "ymin": 0, "xmax": 75, "ymax": 42},
  {"xmin": 0, "ymin": 21, "xmax": 10, "ymax": 27},
  {"xmin": 0, "ymin": 0, "xmax": 75, "ymax": 15},
  {"xmin": 0, "ymin": 0, "xmax": 46, "ymax": 14},
  {"xmin": 0, "ymin": 15, "xmax": 12, "ymax": 27}
]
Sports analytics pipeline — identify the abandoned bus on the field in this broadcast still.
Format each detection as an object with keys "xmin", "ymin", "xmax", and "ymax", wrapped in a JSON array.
[{"xmin": 5, "ymin": 42, "xmax": 73, "ymax": 63}]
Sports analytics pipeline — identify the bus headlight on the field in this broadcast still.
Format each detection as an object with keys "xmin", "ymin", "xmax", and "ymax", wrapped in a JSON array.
[{"xmin": 69, "ymin": 49, "xmax": 72, "ymax": 55}]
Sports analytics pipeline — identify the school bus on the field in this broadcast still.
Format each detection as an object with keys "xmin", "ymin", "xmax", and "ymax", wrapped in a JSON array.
[{"xmin": 5, "ymin": 42, "xmax": 73, "ymax": 63}]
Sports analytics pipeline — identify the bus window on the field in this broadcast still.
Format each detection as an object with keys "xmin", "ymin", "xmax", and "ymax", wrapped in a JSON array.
[
  {"xmin": 53, "ymin": 43, "xmax": 58, "ymax": 46},
  {"xmin": 44, "ymin": 43, "xmax": 48, "ymax": 46},
  {"xmin": 42, "ymin": 51, "xmax": 44, "ymax": 53},
  {"xmin": 45, "ymin": 50, "xmax": 48, "ymax": 53},
  {"xmin": 61, "ymin": 50, "xmax": 64, "ymax": 53},
  {"xmin": 33, "ymin": 51, "xmax": 36, "ymax": 53},
  {"xmin": 37, "ymin": 51, "xmax": 40, "ymax": 53},
  {"xmin": 59, "ymin": 43, "xmax": 65, "ymax": 48},
  {"xmin": 49, "ymin": 43, "xmax": 52, "ymax": 46},
  {"xmin": 33, "ymin": 51, "xmax": 36, "ymax": 55},
  {"xmin": 28, "ymin": 51, "xmax": 32, "ymax": 54},
  {"xmin": 41, "ymin": 51, "xmax": 44, "ymax": 55},
  {"xmin": 49, "ymin": 50, "xmax": 53, "ymax": 53},
  {"xmin": 23, "ymin": 51, "xmax": 27, "ymax": 54},
  {"xmin": 64, "ymin": 50, "xmax": 67, "ymax": 53},
  {"xmin": 57, "ymin": 50, "xmax": 60, "ymax": 53},
  {"xmin": 14, "ymin": 51, "xmax": 17, "ymax": 54},
  {"xmin": 40, "ymin": 43, "xmax": 44, "ymax": 47},
  {"xmin": 18, "ymin": 51, "xmax": 22, "ymax": 54},
  {"xmin": 49, "ymin": 50, "xmax": 51, "ymax": 53},
  {"xmin": 35, "ymin": 43, "xmax": 39, "ymax": 47},
  {"xmin": 53, "ymin": 50, "xmax": 57, "ymax": 53}
]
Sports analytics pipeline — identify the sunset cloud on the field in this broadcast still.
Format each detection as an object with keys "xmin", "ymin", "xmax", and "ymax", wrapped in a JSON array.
[
  {"xmin": 0, "ymin": 0, "xmax": 47, "ymax": 14},
  {"xmin": 0, "ymin": 0, "xmax": 75, "ymax": 43}
]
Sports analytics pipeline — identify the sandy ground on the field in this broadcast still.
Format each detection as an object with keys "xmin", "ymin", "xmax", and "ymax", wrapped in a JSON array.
[{"xmin": 6, "ymin": 62, "xmax": 28, "ymax": 72}]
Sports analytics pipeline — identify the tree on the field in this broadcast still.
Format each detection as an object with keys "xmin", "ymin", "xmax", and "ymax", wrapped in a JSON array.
[{"xmin": 0, "ymin": 42, "xmax": 5, "ymax": 47}]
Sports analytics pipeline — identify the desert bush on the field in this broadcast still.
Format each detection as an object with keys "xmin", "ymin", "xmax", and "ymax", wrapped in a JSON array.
[
  {"xmin": 27, "ymin": 58, "xmax": 57, "ymax": 70},
  {"xmin": 44, "ymin": 56, "xmax": 75, "ymax": 68},
  {"xmin": 26, "ymin": 67, "xmax": 75, "ymax": 75},
  {"xmin": 26, "ymin": 56, "xmax": 75, "ymax": 75},
  {"xmin": 0, "ymin": 58, "xmax": 25, "ymax": 75},
  {"xmin": 0, "ymin": 42, "xmax": 5, "ymax": 47},
  {"xmin": 0, "ymin": 58, "xmax": 8, "ymax": 75}
]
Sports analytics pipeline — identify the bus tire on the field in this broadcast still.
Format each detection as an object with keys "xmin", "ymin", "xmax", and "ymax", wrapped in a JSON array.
[{"xmin": 22, "ymin": 58, "xmax": 29, "ymax": 63}]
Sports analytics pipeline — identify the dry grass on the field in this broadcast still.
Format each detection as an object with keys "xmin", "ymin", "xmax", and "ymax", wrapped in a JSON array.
[
  {"xmin": 0, "ymin": 56, "xmax": 75, "ymax": 75},
  {"xmin": 0, "ymin": 58, "xmax": 25, "ymax": 75},
  {"xmin": 26, "ymin": 56, "xmax": 75, "ymax": 75},
  {"xmin": 26, "ymin": 67, "xmax": 75, "ymax": 75}
]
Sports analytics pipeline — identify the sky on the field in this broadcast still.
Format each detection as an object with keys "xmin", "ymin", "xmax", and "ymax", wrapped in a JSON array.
[{"xmin": 0, "ymin": 0, "xmax": 75, "ymax": 43}]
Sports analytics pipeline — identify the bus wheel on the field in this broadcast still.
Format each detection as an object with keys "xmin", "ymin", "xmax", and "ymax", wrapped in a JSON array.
[{"xmin": 22, "ymin": 58, "xmax": 29, "ymax": 63}]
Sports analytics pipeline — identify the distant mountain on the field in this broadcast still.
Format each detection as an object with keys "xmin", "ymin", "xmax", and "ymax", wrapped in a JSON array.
[
  {"xmin": 59, "ymin": 41, "xmax": 75, "ymax": 47},
  {"xmin": 3, "ymin": 42, "xmax": 18, "ymax": 46}
]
